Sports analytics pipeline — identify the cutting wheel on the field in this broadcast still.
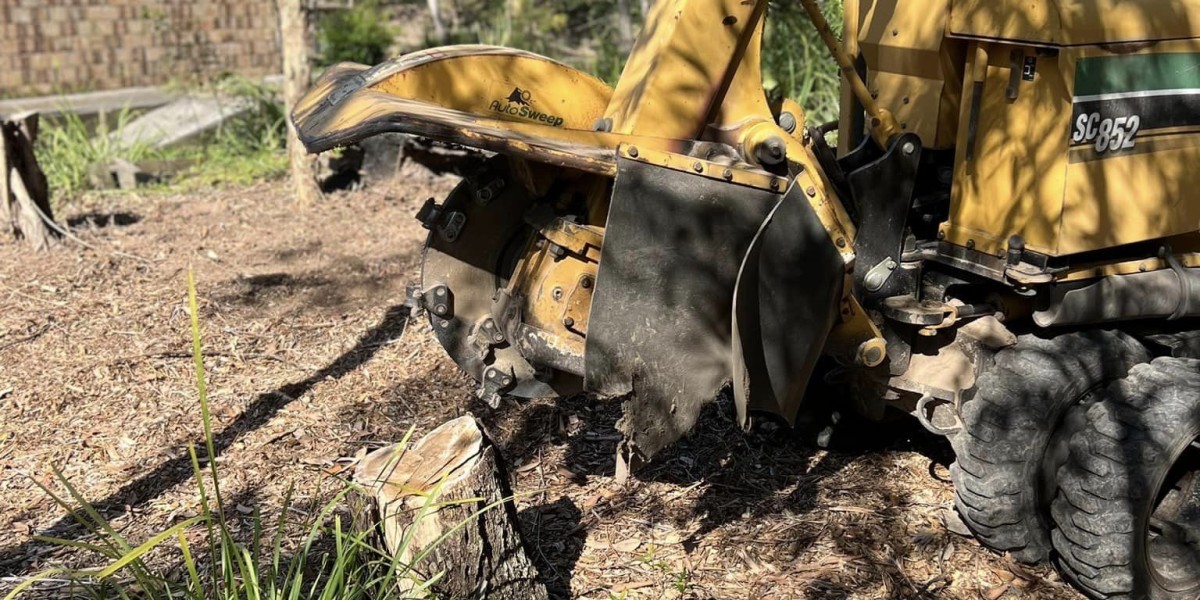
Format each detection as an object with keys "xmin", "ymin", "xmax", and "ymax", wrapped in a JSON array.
[{"xmin": 420, "ymin": 158, "xmax": 584, "ymax": 400}]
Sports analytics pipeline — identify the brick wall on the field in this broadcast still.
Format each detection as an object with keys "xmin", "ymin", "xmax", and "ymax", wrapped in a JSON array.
[{"xmin": 0, "ymin": 0, "xmax": 281, "ymax": 98}]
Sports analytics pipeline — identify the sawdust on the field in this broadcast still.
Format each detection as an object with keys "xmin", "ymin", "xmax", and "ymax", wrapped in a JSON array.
[{"xmin": 0, "ymin": 163, "xmax": 1081, "ymax": 599}]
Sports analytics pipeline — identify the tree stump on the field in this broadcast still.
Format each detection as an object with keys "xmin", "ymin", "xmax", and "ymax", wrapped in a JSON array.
[
  {"xmin": 1, "ymin": 112, "xmax": 59, "ymax": 249},
  {"xmin": 353, "ymin": 416, "xmax": 549, "ymax": 600}
]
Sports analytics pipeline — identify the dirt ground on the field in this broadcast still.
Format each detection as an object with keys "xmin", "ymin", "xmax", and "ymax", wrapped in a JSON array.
[{"xmin": 0, "ymin": 163, "xmax": 1084, "ymax": 599}]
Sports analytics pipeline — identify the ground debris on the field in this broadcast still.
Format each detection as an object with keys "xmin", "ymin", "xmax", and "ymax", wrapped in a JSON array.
[{"xmin": 0, "ymin": 165, "xmax": 1082, "ymax": 599}]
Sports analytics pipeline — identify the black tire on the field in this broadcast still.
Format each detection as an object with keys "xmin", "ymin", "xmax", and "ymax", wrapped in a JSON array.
[
  {"xmin": 1052, "ymin": 358, "xmax": 1200, "ymax": 600},
  {"xmin": 949, "ymin": 330, "xmax": 1148, "ymax": 563}
]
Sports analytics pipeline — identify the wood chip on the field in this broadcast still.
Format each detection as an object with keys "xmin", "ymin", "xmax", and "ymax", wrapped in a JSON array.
[
  {"xmin": 983, "ymin": 584, "xmax": 1009, "ymax": 600},
  {"xmin": 611, "ymin": 580, "xmax": 654, "ymax": 592}
]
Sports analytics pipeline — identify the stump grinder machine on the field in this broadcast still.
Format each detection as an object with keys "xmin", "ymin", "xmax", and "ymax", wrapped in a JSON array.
[{"xmin": 294, "ymin": 1, "xmax": 1200, "ymax": 596}]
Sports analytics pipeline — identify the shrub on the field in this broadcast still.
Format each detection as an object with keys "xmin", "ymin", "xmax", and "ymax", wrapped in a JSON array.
[{"xmin": 318, "ymin": 1, "xmax": 396, "ymax": 66}]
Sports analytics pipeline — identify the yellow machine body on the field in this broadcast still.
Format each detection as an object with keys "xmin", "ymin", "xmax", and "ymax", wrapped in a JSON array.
[
  {"xmin": 294, "ymin": 0, "xmax": 1200, "ymax": 468},
  {"xmin": 294, "ymin": 0, "xmax": 872, "ymax": 460},
  {"xmin": 847, "ymin": 0, "xmax": 1200, "ymax": 260}
]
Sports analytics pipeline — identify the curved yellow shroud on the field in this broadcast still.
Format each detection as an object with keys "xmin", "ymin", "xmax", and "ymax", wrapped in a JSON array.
[{"xmin": 293, "ymin": 45, "xmax": 691, "ymax": 175}]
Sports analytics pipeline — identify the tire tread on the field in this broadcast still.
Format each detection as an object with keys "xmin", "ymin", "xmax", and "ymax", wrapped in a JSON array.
[
  {"xmin": 1052, "ymin": 357, "xmax": 1200, "ymax": 599},
  {"xmin": 950, "ymin": 330, "xmax": 1147, "ymax": 563}
]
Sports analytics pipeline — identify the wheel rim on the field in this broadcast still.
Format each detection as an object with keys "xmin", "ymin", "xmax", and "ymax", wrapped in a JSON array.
[{"xmin": 1147, "ymin": 437, "xmax": 1200, "ymax": 593}]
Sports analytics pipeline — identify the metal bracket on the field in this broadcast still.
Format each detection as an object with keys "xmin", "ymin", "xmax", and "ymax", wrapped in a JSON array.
[
  {"xmin": 863, "ymin": 258, "xmax": 898, "ymax": 293},
  {"xmin": 847, "ymin": 133, "xmax": 923, "ymax": 305},
  {"xmin": 415, "ymin": 198, "xmax": 465, "ymax": 242},
  {"xmin": 478, "ymin": 365, "xmax": 516, "ymax": 408},
  {"xmin": 405, "ymin": 284, "xmax": 453, "ymax": 319},
  {"xmin": 469, "ymin": 317, "xmax": 507, "ymax": 360},
  {"xmin": 474, "ymin": 177, "xmax": 506, "ymax": 205},
  {"xmin": 478, "ymin": 317, "xmax": 506, "ymax": 345},
  {"xmin": 439, "ymin": 211, "xmax": 466, "ymax": 242}
]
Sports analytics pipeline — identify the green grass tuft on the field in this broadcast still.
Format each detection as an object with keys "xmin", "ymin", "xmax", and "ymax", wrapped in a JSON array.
[
  {"xmin": 35, "ymin": 109, "xmax": 156, "ymax": 204},
  {"xmin": 34, "ymin": 78, "xmax": 289, "ymax": 205}
]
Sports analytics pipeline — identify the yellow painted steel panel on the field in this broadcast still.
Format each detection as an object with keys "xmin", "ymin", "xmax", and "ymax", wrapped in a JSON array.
[
  {"xmin": 945, "ymin": 43, "xmax": 1071, "ymax": 257},
  {"xmin": 945, "ymin": 40, "xmax": 1200, "ymax": 257},
  {"xmin": 605, "ymin": 0, "xmax": 770, "ymax": 139},
  {"xmin": 1059, "ymin": 42, "xmax": 1200, "ymax": 254},
  {"xmin": 950, "ymin": 0, "xmax": 1200, "ymax": 46},
  {"xmin": 851, "ymin": 0, "xmax": 964, "ymax": 150}
]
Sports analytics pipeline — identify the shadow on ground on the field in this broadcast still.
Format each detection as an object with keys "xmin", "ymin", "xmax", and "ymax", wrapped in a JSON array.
[
  {"xmin": 0, "ymin": 305, "xmax": 412, "ymax": 575},
  {"xmin": 470, "ymin": 378, "xmax": 960, "ymax": 597},
  {"xmin": 66, "ymin": 212, "xmax": 141, "ymax": 229}
]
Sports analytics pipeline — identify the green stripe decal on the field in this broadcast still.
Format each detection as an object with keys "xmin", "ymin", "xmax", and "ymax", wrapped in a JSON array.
[{"xmin": 1075, "ymin": 53, "xmax": 1200, "ymax": 97}]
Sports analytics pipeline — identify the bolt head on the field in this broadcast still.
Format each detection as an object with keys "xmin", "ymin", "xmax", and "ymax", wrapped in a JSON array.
[
  {"xmin": 563, "ymin": 316, "xmax": 575, "ymax": 328},
  {"xmin": 628, "ymin": 146, "xmax": 639, "ymax": 158},
  {"xmin": 723, "ymin": 169, "xmax": 734, "ymax": 181},
  {"xmin": 902, "ymin": 142, "xmax": 917, "ymax": 156},
  {"xmin": 433, "ymin": 304, "xmax": 448, "ymax": 316},
  {"xmin": 778, "ymin": 111, "xmax": 798, "ymax": 133},
  {"xmin": 693, "ymin": 161, "xmax": 705, "ymax": 173},
  {"xmin": 857, "ymin": 340, "xmax": 886, "ymax": 367},
  {"xmin": 581, "ymin": 277, "xmax": 593, "ymax": 289},
  {"xmin": 754, "ymin": 136, "xmax": 788, "ymax": 166}
]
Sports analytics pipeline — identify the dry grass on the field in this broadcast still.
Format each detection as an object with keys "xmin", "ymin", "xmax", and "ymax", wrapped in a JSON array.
[{"xmin": 0, "ymin": 164, "xmax": 1082, "ymax": 599}]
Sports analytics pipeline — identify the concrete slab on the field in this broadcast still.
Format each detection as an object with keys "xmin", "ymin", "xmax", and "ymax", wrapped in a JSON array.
[
  {"xmin": 113, "ymin": 95, "xmax": 255, "ymax": 149},
  {"xmin": 0, "ymin": 86, "xmax": 178, "ymax": 120}
]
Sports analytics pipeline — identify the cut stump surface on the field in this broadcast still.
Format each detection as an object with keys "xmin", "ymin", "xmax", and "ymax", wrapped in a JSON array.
[{"xmin": 354, "ymin": 416, "xmax": 548, "ymax": 600}]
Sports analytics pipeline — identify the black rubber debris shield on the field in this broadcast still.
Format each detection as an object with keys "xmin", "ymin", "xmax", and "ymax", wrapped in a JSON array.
[
  {"xmin": 732, "ymin": 184, "xmax": 844, "ymax": 427},
  {"xmin": 586, "ymin": 155, "xmax": 841, "ymax": 460}
]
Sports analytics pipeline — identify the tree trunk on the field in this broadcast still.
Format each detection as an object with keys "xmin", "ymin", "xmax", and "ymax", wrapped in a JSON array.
[
  {"xmin": 353, "ymin": 416, "xmax": 548, "ymax": 600},
  {"xmin": 616, "ymin": 0, "xmax": 634, "ymax": 54},
  {"xmin": 276, "ymin": 0, "xmax": 321, "ymax": 205},
  {"xmin": 427, "ymin": 0, "xmax": 446, "ymax": 43},
  {"xmin": 1, "ymin": 113, "xmax": 59, "ymax": 250}
]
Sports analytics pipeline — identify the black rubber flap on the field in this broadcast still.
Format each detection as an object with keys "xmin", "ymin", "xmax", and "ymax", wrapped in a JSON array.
[
  {"xmin": 732, "ymin": 184, "xmax": 844, "ymax": 428},
  {"xmin": 585, "ymin": 155, "xmax": 780, "ymax": 459}
]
